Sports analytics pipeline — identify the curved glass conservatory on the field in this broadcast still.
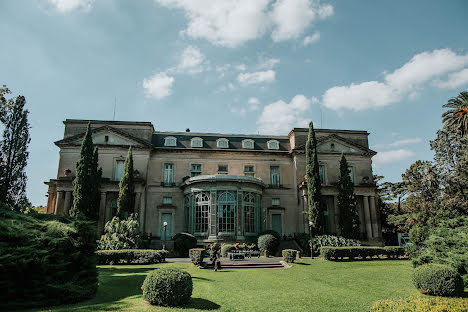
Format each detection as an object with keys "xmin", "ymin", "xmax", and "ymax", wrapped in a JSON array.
[{"xmin": 181, "ymin": 175, "xmax": 264, "ymax": 241}]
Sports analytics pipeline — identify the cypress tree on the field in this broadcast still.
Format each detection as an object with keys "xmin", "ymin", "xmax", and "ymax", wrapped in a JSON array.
[
  {"xmin": 306, "ymin": 121, "xmax": 322, "ymax": 256},
  {"xmin": 70, "ymin": 123, "xmax": 102, "ymax": 220},
  {"xmin": 337, "ymin": 154, "xmax": 360, "ymax": 239},
  {"xmin": 117, "ymin": 147, "xmax": 135, "ymax": 218}
]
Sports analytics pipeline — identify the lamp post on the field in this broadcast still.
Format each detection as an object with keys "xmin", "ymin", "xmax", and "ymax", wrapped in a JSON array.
[
  {"xmin": 163, "ymin": 221, "xmax": 168, "ymax": 250},
  {"xmin": 309, "ymin": 221, "xmax": 313, "ymax": 258}
]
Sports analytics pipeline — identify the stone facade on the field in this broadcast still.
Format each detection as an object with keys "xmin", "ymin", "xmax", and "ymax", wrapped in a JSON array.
[{"xmin": 45, "ymin": 119, "xmax": 382, "ymax": 245}]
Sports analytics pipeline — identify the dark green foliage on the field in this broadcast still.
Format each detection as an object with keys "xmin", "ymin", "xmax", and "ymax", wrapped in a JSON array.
[
  {"xmin": 117, "ymin": 147, "xmax": 135, "ymax": 218},
  {"xmin": 259, "ymin": 229, "xmax": 281, "ymax": 240},
  {"xmin": 0, "ymin": 86, "xmax": 30, "ymax": 211},
  {"xmin": 282, "ymin": 249, "xmax": 297, "ymax": 263},
  {"xmin": 142, "ymin": 267, "xmax": 193, "ymax": 307},
  {"xmin": 413, "ymin": 264, "xmax": 464, "ymax": 297},
  {"xmin": 311, "ymin": 235, "xmax": 360, "ymax": 252},
  {"xmin": 306, "ymin": 122, "xmax": 323, "ymax": 237},
  {"xmin": 337, "ymin": 154, "xmax": 360, "ymax": 239},
  {"xmin": 442, "ymin": 91, "xmax": 468, "ymax": 136},
  {"xmin": 71, "ymin": 122, "xmax": 102, "ymax": 220},
  {"xmin": 220, "ymin": 244, "xmax": 235, "ymax": 257},
  {"xmin": 189, "ymin": 248, "xmax": 206, "ymax": 266},
  {"xmin": 97, "ymin": 214, "xmax": 142, "ymax": 250},
  {"xmin": 320, "ymin": 246, "xmax": 405, "ymax": 261},
  {"xmin": 257, "ymin": 234, "xmax": 279, "ymax": 255},
  {"xmin": 173, "ymin": 232, "xmax": 197, "ymax": 257},
  {"xmin": 0, "ymin": 203, "xmax": 98, "ymax": 310},
  {"xmin": 369, "ymin": 296, "xmax": 468, "ymax": 312},
  {"xmin": 96, "ymin": 249, "xmax": 168, "ymax": 265}
]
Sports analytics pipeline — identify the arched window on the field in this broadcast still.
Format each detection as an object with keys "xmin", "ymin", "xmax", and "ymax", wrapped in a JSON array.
[
  {"xmin": 194, "ymin": 192, "xmax": 210, "ymax": 233},
  {"xmin": 164, "ymin": 136, "xmax": 177, "ymax": 147},
  {"xmin": 218, "ymin": 191, "xmax": 235, "ymax": 233},
  {"xmin": 243, "ymin": 193, "xmax": 256, "ymax": 233},
  {"xmin": 242, "ymin": 139, "xmax": 254, "ymax": 149},
  {"xmin": 191, "ymin": 137, "xmax": 203, "ymax": 148},
  {"xmin": 267, "ymin": 140, "xmax": 280, "ymax": 150},
  {"xmin": 216, "ymin": 138, "xmax": 229, "ymax": 148}
]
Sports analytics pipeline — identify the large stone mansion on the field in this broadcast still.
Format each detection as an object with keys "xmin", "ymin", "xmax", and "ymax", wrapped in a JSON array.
[{"xmin": 45, "ymin": 119, "xmax": 382, "ymax": 245}]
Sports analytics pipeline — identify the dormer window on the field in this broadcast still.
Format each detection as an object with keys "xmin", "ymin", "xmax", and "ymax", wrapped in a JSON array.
[
  {"xmin": 267, "ymin": 140, "xmax": 279, "ymax": 150},
  {"xmin": 242, "ymin": 139, "xmax": 254, "ymax": 149},
  {"xmin": 191, "ymin": 137, "xmax": 203, "ymax": 148},
  {"xmin": 217, "ymin": 138, "xmax": 229, "ymax": 148},
  {"xmin": 164, "ymin": 136, "xmax": 177, "ymax": 147}
]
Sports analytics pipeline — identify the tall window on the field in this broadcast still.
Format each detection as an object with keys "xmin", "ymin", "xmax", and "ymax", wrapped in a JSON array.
[
  {"xmin": 218, "ymin": 192, "xmax": 235, "ymax": 233},
  {"xmin": 164, "ymin": 136, "xmax": 177, "ymax": 147},
  {"xmin": 114, "ymin": 159, "xmax": 125, "ymax": 181},
  {"xmin": 270, "ymin": 166, "xmax": 280, "ymax": 188},
  {"xmin": 191, "ymin": 137, "xmax": 203, "ymax": 148},
  {"xmin": 319, "ymin": 165, "xmax": 325, "ymax": 184},
  {"xmin": 217, "ymin": 138, "xmax": 229, "ymax": 148},
  {"xmin": 195, "ymin": 192, "xmax": 209, "ymax": 233},
  {"xmin": 164, "ymin": 164, "xmax": 174, "ymax": 186},
  {"xmin": 243, "ymin": 192, "xmax": 256, "ymax": 234},
  {"xmin": 348, "ymin": 166, "xmax": 354, "ymax": 183},
  {"xmin": 218, "ymin": 165, "xmax": 228, "ymax": 174},
  {"xmin": 191, "ymin": 164, "xmax": 202, "ymax": 177},
  {"xmin": 244, "ymin": 165, "xmax": 255, "ymax": 177}
]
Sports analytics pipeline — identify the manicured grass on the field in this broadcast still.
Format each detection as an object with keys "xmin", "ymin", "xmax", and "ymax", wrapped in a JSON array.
[{"xmin": 32, "ymin": 260, "xmax": 420, "ymax": 312}]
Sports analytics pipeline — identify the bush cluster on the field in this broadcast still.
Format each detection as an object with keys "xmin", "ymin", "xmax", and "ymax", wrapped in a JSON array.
[
  {"xmin": 259, "ymin": 230, "xmax": 281, "ymax": 240},
  {"xmin": 320, "ymin": 246, "xmax": 405, "ymax": 260},
  {"xmin": 221, "ymin": 244, "xmax": 235, "ymax": 257},
  {"xmin": 0, "ymin": 203, "xmax": 98, "ymax": 310},
  {"xmin": 189, "ymin": 248, "xmax": 206, "ymax": 266},
  {"xmin": 312, "ymin": 235, "xmax": 361, "ymax": 251},
  {"xmin": 282, "ymin": 249, "xmax": 298, "ymax": 263},
  {"xmin": 142, "ymin": 268, "xmax": 193, "ymax": 307},
  {"xmin": 97, "ymin": 214, "xmax": 145, "ymax": 250},
  {"xmin": 369, "ymin": 296, "xmax": 468, "ymax": 312},
  {"xmin": 412, "ymin": 264, "xmax": 464, "ymax": 297},
  {"xmin": 96, "ymin": 249, "xmax": 168, "ymax": 265},
  {"xmin": 258, "ymin": 234, "xmax": 279, "ymax": 255},
  {"xmin": 173, "ymin": 232, "xmax": 197, "ymax": 257}
]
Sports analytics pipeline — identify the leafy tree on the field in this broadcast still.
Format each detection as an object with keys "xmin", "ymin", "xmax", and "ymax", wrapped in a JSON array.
[
  {"xmin": 337, "ymin": 154, "xmax": 360, "ymax": 239},
  {"xmin": 0, "ymin": 85, "xmax": 30, "ymax": 211},
  {"xmin": 70, "ymin": 123, "xmax": 102, "ymax": 220},
  {"xmin": 442, "ymin": 91, "xmax": 468, "ymax": 136},
  {"xmin": 305, "ymin": 121, "xmax": 322, "ymax": 256},
  {"xmin": 97, "ymin": 214, "xmax": 142, "ymax": 250},
  {"xmin": 117, "ymin": 147, "xmax": 135, "ymax": 218}
]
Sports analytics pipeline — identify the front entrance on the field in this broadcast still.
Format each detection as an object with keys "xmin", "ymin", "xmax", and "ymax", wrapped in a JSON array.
[
  {"xmin": 161, "ymin": 213, "xmax": 172, "ymax": 240},
  {"xmin": 271, "ymin": 214, "xmax": 282, "ymax": 236}
]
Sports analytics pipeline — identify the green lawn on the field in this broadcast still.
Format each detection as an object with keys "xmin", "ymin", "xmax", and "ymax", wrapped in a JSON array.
[{"xmin": 34, "ymin": 260, "xmax": 419, "ymax": 312}]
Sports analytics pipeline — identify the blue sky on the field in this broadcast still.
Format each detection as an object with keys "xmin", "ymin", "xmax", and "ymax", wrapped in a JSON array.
[{"xmin": 1, "ymin": 0, "xmax": 467, "ymax": 206}]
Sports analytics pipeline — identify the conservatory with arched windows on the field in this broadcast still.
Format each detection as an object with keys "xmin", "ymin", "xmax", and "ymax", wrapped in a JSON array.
[{"xmin": 181, "ymin": 175, "xmax": 264, "ymax": 241}]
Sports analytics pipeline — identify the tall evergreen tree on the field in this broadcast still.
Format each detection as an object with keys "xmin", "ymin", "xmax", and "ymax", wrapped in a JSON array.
[
  {"xmin": 0, "ymin": 86, "xmax": 30, "ymax": 211},
  {"xmin": 337, "ymin": 154, "xmax": 360, "ymax": 239},
  {"xmin": 117, "ymin": 147, "xmax": 135, "ymax": 218},
  {"xmin": 306, "ymin": 121, "xmax": 322, "ymax": 256},
  {"xmin": 70, "ymin": 123, "xmax": 102, "ymax": 220}
]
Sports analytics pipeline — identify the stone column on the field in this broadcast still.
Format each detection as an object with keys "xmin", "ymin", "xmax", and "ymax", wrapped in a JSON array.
[
  {"xmin": 134, "ymin": 192, "xmax": 141, "ymax": 215},
  {"xmin": 370, "ymin": 196, "xmax": 380, "ymax": 238},
  {"xmin": 98, "ymin": 192, "xmax": 107, "ymax": 234},
  {"xmin": 363, "ymin": 196, "xmax": 373, "ymax": 239},
  {"xmin": 139, "ymin": 191, "xmax": 146, "ymax": 232},
  {"xmin": 54, "ymin": 191, "xmax": 64, "ymax": 215},
  {"xmin": 63, "ymin": 191, "xmax": 72, "ymax": 215},
  {"xmin": 333, "ymin": 194, "xmax": 340, "ymax": 236}
]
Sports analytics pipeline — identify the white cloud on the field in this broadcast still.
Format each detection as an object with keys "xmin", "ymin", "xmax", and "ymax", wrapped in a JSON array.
[
  {"xmin": 257, "ymin": 94, "xmax": 312, "ymax": 134},
  {"xmin": 373, "ymin": 149, "xmax": 415, "ymax": 167},
  {"xmin": 142, "ymin": 72, "xmax": 174, "ymax": 99},
  {"xmin": 323, "ymin": 49, "xmax": 468, "ymax": 111},
  {"xmin": 434, "ymin": 68, "xmax": 468, "ymax": 89},
  {"xmin": 47, "ymin": 0, "xmax": 94, "ymax": 13},
  {"xmin": 176, "ymin": 45, "xmax": 206, "ymax": 74},
  {"xmin": 236, "ymin": 64, "xmax": 247, "ymax": 71},
  {"xmin": 303, "ymin": 31, "xmax": 320, "ymax": 45},
  {"xmin": 257, "ymin": 57, "xmax": 280, "ymax": 70},
  {"xmin": 237, "ymin": 70, "xmax": 276, "ymax": 85},
  {"xmin": 374, "ymin": 138, "xmax": 422, "ymax": 149},
  {"xmin": 155, "ymin": 0, "xmax": 333, "ymax": 47},
  {"xmin": 248, "ymin": 97, "xmax": 260, "ymax": 110}
]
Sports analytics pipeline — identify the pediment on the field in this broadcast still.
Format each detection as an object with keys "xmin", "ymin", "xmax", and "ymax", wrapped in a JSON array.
[{"xmin": 315, "ymin": 134, "xmax": 376, "ymax": 155}]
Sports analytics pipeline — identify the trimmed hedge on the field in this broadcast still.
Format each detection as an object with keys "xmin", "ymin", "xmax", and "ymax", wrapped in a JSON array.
[
  {"xmin": 173, "ymin": 233, "xmax": 197, "ymax": 257},
  {"xmin": 96, "ymin": 249, "xmax": 168, "ymax": 265},
  {"xmin": 258, "ymin": 234, "xmax": 279, "ymax": 255},
  {"xmin": 369, "ymin": 296, "xmax": 468, "ymax": 312},
  {"xmin": 412, "ymin": 264, "xmax": 464, "ymax": 297},
  {"xmin": 282, "ymin": 249, "xmax": 298, "ymax": 263},
  {"xmin": 142, "ymin": 267, "xmax": 193, "ymax": 306},
  {"xmin": 189, "ymin": 248, "xmax": 206, "ymax": 266},
  {"xmin": 320, "ymin": 246, "xmax": 405, "ymax": 261}
]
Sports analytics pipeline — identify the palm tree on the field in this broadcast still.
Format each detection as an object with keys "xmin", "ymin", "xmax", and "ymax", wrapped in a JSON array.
[{"xmin": 442, "ymin": 91, "xmax": 468, "ymax": 136}]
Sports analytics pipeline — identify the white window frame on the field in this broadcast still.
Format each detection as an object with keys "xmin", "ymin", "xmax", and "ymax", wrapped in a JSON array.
[
  {"xmin": 191, "ymin": 137, "xmax": 203, "ymax": 148},
  {"xmin": 267, "ymin": 140, "xmax": 280, "ymax": 150},
  {"xmin": 270, "ymin": 166, "xmax": 280, "ymax": 187},
  {"xmin": 217, "ymin": 138, "xmax": 229, "ymax": 149},
  {"xmin": 164, "ymin": 136, "xmax": 177, "ymax": 147},
  {"xmin": 242, "ymin": 139, "xmax": 255, "ymax": 149},
  {"xmin": 244, "ymin": 165, "xmax": 255, "ymax": 177},
  {"xmin": 319, "ymin": 165, "xmax": 326, "ymax": 185},
  {"xmin": 164, "ymin": 163, "xmax": 174, "ymax": 186},
  {"xmin": 113, "ymin": 159, "xmax": 125, "ymax": 181},
  {"xmin": 191, "ymin": 164, "xmax": 202, "ymax": 177}
]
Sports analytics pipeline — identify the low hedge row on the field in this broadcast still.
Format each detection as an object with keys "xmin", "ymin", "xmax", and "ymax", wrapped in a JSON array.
[
  {"xmin": 320, "ymin": 246, "xmax": 405, "ymax": 260},
  {"xmin": 368, "ymin": 296, "xmax": 468, "ymax": 312},
  {"xmin": 96, "ymin": 249, "xmax": 168, "ymax": 265},
  {"xmin": 413, "ymin": 264, "xmax": 464, "ymax": 297},
  {"xmin": 189, "ymin": 248, "xmax": 206, "ymax": 266}
]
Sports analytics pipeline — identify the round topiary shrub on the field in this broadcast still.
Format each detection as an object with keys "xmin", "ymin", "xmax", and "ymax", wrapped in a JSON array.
[
  {"xmin": 259, "ymin": 230, "xmax": 281, "ymax": 241},
  {"xmin": 173, "ymin": 232, "xmax": 197, "ymax": 257},
  {"xmin": 142, "ymin": 267, "xmax": 193, "ymax": 306},
  {"xmin": 412, "ymin": 264, "xmax": 464, "ymax": 297},
  {"xmin": 258, "ymin": 234, "xmax": 279, "ymax": 256}
]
